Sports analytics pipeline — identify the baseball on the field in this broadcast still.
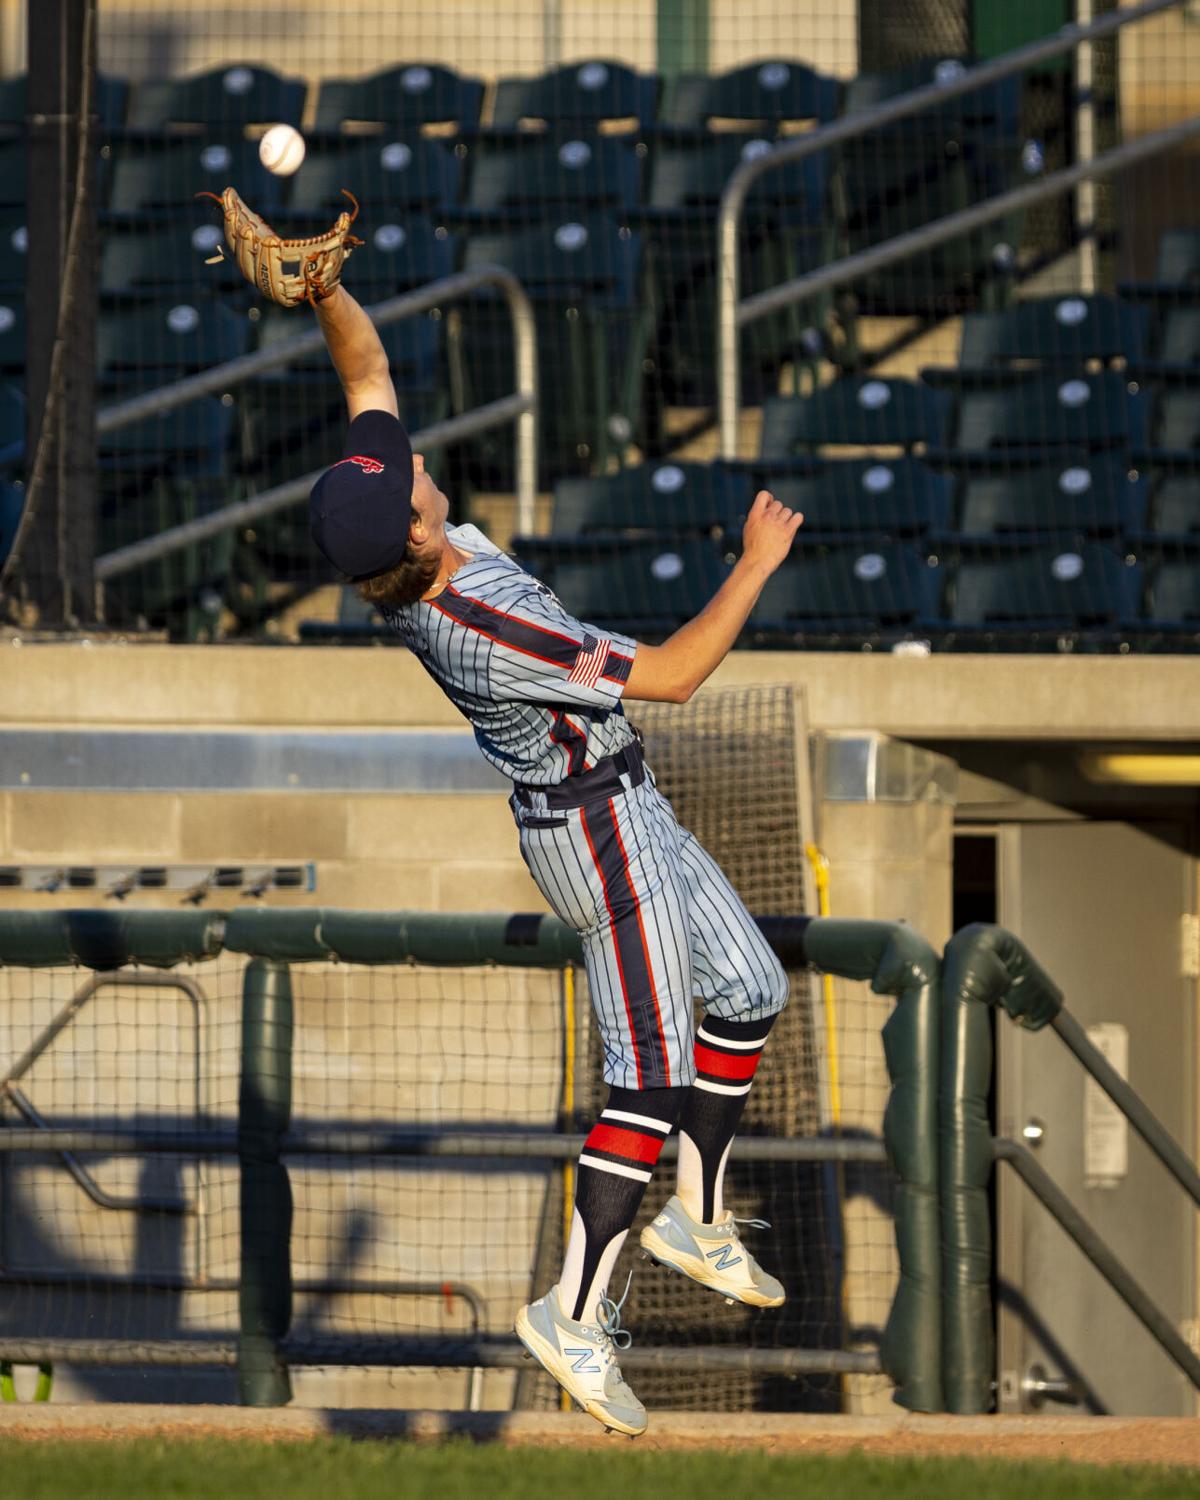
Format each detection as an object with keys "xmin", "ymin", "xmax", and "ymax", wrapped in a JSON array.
[{"xmin": 259, "ymin": 123, "xmax": 306, "ymax": 176}]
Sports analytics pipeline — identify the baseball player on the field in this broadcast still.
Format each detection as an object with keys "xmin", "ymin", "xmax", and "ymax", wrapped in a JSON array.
[{"xmin": 207, "ymin": 191, "xmax": 803, "ymax": 1436}]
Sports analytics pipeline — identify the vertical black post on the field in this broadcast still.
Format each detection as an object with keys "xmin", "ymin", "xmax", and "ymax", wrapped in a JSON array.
[
  {"xmin": 237, "ymin": 959, "xmax": 293, "ymax": 1406},
  {"xmin": 12, "ymin": 0, "xmax": 97, "ymax": 625}
]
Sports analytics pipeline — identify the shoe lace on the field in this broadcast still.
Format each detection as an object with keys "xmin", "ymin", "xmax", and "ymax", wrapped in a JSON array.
[
  {"xmin": 733, "ymin": 1216, "xmax": 771, "ymax": 1232},
  {"xmin": 595, "ymin": 1269, "xmax": 634, "ymax": 1353}
]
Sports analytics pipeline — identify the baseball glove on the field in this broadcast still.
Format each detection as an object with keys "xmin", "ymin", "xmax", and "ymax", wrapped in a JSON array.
[{"xmin": 198, "ymin": 186, "xmax": 362, "ymax": 307}]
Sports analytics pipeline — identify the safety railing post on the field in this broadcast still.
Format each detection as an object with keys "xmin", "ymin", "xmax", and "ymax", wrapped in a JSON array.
[{"xmin": 237, "ymin": 957, "xmax": 294, "ymax": 1407}]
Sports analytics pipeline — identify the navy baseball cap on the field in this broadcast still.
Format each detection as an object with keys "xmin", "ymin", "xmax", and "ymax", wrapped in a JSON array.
[{"xmin": 309, "ymin": 409, "xmax": 415, "ymax": 581}]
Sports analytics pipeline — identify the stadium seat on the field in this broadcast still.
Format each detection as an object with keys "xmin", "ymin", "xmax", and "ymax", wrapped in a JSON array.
[
  {"xmin": 458, "ymin": 132, "xmax": 641, "ymax": 221},
  {"xmin": 457, "ymin": 216, "xmax": 655, "ymax": 478},
  {"xmin": 312, "ymin": 64, "xmax": 485, "ymax": 135},
  {"xmin": 0, "ymin": 139, "xmax": 25, "ymax": 208},
  {"xmin": 760, "ymin": 378, "xmax": 950, "ymax": 461},
  {"xmin": 0, "ymin": 296, "xmax": 24, "ymax": 375},
  {"xmin": 954, "ymin": 461, "xmax": 1146, "ymax": 539},
  {"xmin": 950, "ymin": 295, "xmax": 1147, "ymax": 373},
  {"xmin": 658, "ymin": 58, "xmax": 840, "ymax": 131},
  {"xmin": 99, "ymin": 396, "xmax": 235, "ymax": 480},
  {"xmin": 283, "ymin": 136, "xmax": 462, "ymax": 221},
  {"xmin": 490, "ymin": 60, "xmax": 658, "ymax": 134},
  {"xmin": 762, "ymin": 457, "xmax": 953, "ymax": 538},
  {"xmin": 0, "ymin": 477, "xmax": 22, "ymax": 565},
  {"xmin": 0, "ymin": 381, "xmax": 24, "ymax": 452},
  {"xmin": 0, "ymin": 208, "xmax": 25, "ymax": 294},
  {"xmin": 1141, "ymin": 541, "xmax": 1200, "ymax": 629},
  {"xmin": 99, "ymin": 222, "xmax": 246, "ymax": 302},
  {"xmin": 523, "ymin": 535, "xmax": 732, "ymax": 632},
  {"xmin": 107, "ymin": 137, "xmax": 286, "ymax": 221},
  {"xmin": 0, "ymin": 73, "xmax": 129, "ymax": 135},
  {"xmin": 1135, "ymin": 305, "xmax": 1200, "ymax": 379},
  {"xmin": 749, "ymin": 541, "xmax": 941, "ymax": 637},
  {"xmin": 125, "ymin": 64, "xmax": 306, "ymax": 133},
  {"xmin": 334, "ymin": 216, "xmax": 455, "ymax": 299},
  {"xmin": 945, "ymin": 540, "xmax": 1140, "ymax": 631},
  {"xmin": 96, "ymin": 300, "xmax": 254, "ymax": 390},
  {"xmin": 947, "ymin": 371, "xmax": 1147, "ymax": 461},
  {"xmin": 1149, "ymin": 386, "xmax": 1200, "ymax": 457},
  {"xmin": 1147, "ymin": 471, "xmax": 1200, "ymax": 538},
  {"xmin": 640, "ymin": 131, "xmax": 834, "ymax": 403}
]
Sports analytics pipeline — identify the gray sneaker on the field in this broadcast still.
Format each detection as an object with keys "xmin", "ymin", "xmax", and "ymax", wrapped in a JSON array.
[
  {"xmin": 639, "ymin": 1194, "xmax": 786, "ymax": 1307},
  {"xmin": 514, "ymin": 1280, "xmax": 646, "ymax": 1437}
]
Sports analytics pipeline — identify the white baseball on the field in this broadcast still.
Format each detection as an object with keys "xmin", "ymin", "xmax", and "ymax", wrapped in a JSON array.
[{"xmin": 259, "ymin": 124, "xmax": 306, "ymax": 176}]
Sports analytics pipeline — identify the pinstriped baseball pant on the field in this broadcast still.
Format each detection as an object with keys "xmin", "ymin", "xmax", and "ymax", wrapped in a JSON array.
[{"xmin": 511, "ymin": 763, "xmax": 788, "ymax": 1090}]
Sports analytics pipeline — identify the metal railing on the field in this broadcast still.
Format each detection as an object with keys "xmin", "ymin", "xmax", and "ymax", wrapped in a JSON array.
[
  {"xmin": 716, "ymin": 0, "xmax": 1192, "ymax": 457},
  {"xmin": 93, "ymin": 266, "xmax": 539, "ymax": 587}
]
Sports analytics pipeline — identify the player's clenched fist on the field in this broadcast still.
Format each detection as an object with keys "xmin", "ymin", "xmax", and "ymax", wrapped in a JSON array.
[{"xmin": 741, "ymin": 489, "xmax": 804, "ymax": 571}]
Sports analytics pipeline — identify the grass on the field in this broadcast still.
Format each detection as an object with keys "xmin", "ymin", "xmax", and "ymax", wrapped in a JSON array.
[{"xmin": 1, "ymin": 1440, "xmax": 1197, "ymax": 1500}]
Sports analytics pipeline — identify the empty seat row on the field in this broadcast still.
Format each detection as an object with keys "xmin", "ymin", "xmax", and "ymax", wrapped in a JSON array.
[{"xmin": 0, "ymin": 56, "xmax": 1019, "ymax": 138}]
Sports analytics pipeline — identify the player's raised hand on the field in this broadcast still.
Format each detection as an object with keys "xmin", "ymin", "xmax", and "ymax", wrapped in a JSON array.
[{"xmin": 741, "ymin": 489, "xmax": 804, "ymax": 572}]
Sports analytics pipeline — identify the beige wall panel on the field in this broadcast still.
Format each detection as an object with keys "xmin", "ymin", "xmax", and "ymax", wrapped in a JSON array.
[
  {"xmin": 6, "ymin": 791, "xmax": 183, "ymax": 861},
  {"xmin": 178, "ymin": 793, "xmax": 349, "ymax": 860}
]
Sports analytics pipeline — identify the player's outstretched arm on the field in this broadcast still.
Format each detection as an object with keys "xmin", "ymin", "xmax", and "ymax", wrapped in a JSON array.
[
  {"xmin": 314, "ymin": 286, "xmax": 399, "ymax": 422},
  {"xmin": 624, "ymin": 491, "xmax": 802, "ymax": 704}
]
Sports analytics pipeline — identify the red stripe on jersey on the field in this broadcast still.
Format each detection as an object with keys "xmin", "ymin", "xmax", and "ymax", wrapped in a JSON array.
[
  {"xmin": 694, "ymin": 1042, "xmax": 762, "ymax": 1082},
  {"xmin": 586, "ymin": 1123, "xmax": 666, "ymax": 1165}
]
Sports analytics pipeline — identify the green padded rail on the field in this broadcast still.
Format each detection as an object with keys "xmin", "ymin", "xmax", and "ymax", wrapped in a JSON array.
[
  {"xmin": 0, "ymin": 910, "xmax": 224, "ymax": 970},
  {"xmin": 805, "ymin": 918, "xmax": 943, "ymax": 1413},
  {"xmin": 939, "ymin": 923, "xmax": 1064, "ymax": 1414}
]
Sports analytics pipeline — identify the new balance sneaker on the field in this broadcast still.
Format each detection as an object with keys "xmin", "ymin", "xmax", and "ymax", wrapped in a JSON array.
[
  {"xmin": 639, "ymin": 1195, "xmax": 786, "ymax": 1308},
  {"xmin": 514, "ymin": 1282, "xmax": 646, "ymax": 1437}
]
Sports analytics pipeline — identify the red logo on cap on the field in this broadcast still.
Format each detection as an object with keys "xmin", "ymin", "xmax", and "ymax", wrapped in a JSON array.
[{"xmin": 333, "ymin": 455, "xmax": 385, "ymax": 475}]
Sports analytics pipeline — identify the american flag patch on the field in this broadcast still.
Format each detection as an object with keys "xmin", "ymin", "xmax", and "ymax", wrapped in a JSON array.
[{"xmin": 567, "ymin": 633, "xmax": 610, "ymax": 688}]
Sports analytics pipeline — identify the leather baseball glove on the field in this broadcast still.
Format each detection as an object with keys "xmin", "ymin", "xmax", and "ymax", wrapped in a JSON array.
[{"xmin": 199, "ymin": 186, "xmax": 362, "ymax": 307}]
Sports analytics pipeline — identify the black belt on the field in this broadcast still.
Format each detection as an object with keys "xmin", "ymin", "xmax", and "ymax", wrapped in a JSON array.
[{"xmin": 513, "ymin": 739, "xmax": 645, "ymax": 811}]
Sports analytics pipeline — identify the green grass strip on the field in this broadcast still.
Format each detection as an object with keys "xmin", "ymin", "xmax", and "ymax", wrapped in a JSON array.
[{"xmin": 1, "ymin": 1439, "xmax": 1197, "ymax": 1500}]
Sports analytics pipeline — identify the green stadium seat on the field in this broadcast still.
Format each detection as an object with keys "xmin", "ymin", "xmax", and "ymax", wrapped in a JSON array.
[
  {"xmin": 96, "ymin": 300, "xmax": 254, "ymax": 389},
  {"xmin": 955, "ymin": 461, "xmax": 1146, "ymax": 539},
  {"xmin": 99, "ymin": 222, "xmax": 246, "ymax": 302},
  {"xmin": 658, "ymin": 58, "xmax": 840, "ymax": 131},
  {"xmin": 640, "ymin": 131, "xmax": 834, "ymax": 404},
  {"xmin": 549, "ymin": 461, "xmax": 752, "ymax": 534},
  {"xmin": 98, "ymin": 396, "xmax": 234, "ymax": 477},
  {"xmin": 1135, "ymin": 305, "xmax": 1200, "ymax": 379},
  {"xmin": 762, "ymin": 457, "xmax": 952, "ymax": 538},
  {"xmin": 283, "ymin": 136, "xmax": 462, "ymax": 220},
  {"xmin": 0, "ymin": 210, "xmax": 25, "ymax": 294},
  {"xmin": 457, "ymin": 216, "xmax": 655, "ymax": 478},
  {"xmin": 1150, "ymin": 386, "xmax": 1200, "ymax": 456},
  {"xmin": 514, "ymin": 463, "xmax": 752, "ymax": 572},
  {"xmin": 947, "ymin": 372, "xmax": 1147, "ymax": 461},
  {"xmin": 1147, "ymin": 471, "xmax": 1200, "ymax": 537},
  {"xmin": 760, "ymin": 378, "xmax": 949, "ymax": 461},
  {"xmin": 491, "ymin": 60, "xmax": 658, "ymax": 134},
  {"xmin": 313, "ymin": 64, "xmax": 484, "ymax": 135},
  {"xmin": 459, "ymin": 133, "xmax": 640, "ymax": 221},
  {"xmin": 945, "ymin": 541, "xmax": 1139, "ymax": 630},
  {"xmin": 749, "ymin": 542, "xmax": 941, "ymax": 638},
  {"xmin": 524, "ymin": 535, "xmax": 731, "ymax": 632},
  {"xmin": 0, "ymin": 477, "xmax": 22, "ymax": 565},
  {"xmin": 0, "ymin": 139, "xmax": 25, "ymax": 208},
  {"xmin": 0, "ymin": 73, "xmax": 129, "ymax": 135},
  {"xmin": 126, "ymin": 65, "xmax": 306, "ymax": 133},
  {"xmin": 0, "ymin": 296, "xmax": 24, "ymax": 374},
  {"xmin": 843, "ymin": 59, "xmax": 1022, "ymax": 137},
  {"xmin": 107, "ymin": 137, "xmax": 286, "ymax": 220},
  {"xmin": 0, "ymin": 381, "xmax": 24, "ymax": 452},
  {"xmin": 1142, "ymin": 542, "xmax": 1200, "ymax": 629},
  {"xmin": 951, "ymin": 295, "xmax": 1147, "ymax": 373},
  {"xmin": 336, "ymin": 216, "xmax": 455, "ymax": 298}
]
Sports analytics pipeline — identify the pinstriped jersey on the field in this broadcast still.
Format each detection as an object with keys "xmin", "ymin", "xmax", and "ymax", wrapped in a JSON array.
[{"xmin": 381, "ymin": 524, "xmax": 638, "ymax": 786}]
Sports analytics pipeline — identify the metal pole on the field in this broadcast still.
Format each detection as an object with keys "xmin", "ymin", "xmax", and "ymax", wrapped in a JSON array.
[
  {"xmin": 737, "ymin": 116, "xmax": 1200, "ymax": 330},
  {"xmin": 87, "ymin": 267, "xmax": 539, "ymax": 580},
  {"xmin": 994, "ymin": 1138, "xmax": 1200, "ymax": 1391},
  {"xmin": 715, "ymin": 0, "xmax": 1190, "ymax": 456},
  {"xmin": 237, "ymin": 958, "xmax": 293, "ymax": 1408},
  {"xmin": 1075, "ymin": 0, "xmax": 1098, "ymax": 294},
  {"xmin": 1052, "ymin": 1008, "xmax": 1200, "ymax": 1208}
]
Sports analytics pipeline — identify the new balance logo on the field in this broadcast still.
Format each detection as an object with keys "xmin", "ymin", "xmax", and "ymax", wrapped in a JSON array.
[
  {"xmin": 705, "ymin": 1244, "xmax": 743, "ymax": 1271},
  {"xmin": 333, "ymin": 454, "xmax": 386, "ymax": 475},
  {"xmin": 565, "ymin": 1347, "xmax": 601, "ymax": 1374}
]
